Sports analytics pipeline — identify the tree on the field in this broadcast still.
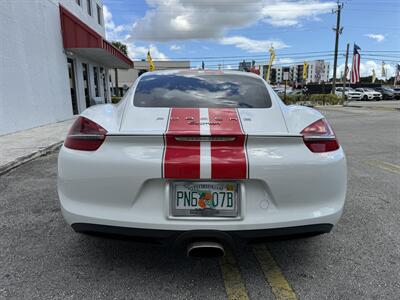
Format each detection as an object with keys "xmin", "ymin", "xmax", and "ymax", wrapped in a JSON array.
[
  {"xmin": 111, "ymin": 41, "xmax": 128, "ymax": 97},
  {"xmin": 111, "ymin": 41, "xmax": 128, "ymax": 55}
]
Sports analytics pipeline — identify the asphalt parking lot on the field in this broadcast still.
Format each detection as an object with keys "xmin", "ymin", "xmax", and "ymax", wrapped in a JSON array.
[{"xmin": 1, "ymin": 106, "xmax": 399, "ymax": 299}]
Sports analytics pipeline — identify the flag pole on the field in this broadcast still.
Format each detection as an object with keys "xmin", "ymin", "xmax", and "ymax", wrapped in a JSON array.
[{"xmin": 342, "ymin": 43, "xmax": 349, "ymax": 104}]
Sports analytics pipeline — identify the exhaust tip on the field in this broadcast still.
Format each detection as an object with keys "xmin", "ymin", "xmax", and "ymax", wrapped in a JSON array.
[{"xmin": 187, "ymin": 241, "xmax": 225, "ymax": 257}]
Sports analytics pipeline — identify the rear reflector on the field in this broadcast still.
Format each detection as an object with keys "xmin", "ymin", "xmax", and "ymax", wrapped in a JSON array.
[
  {"xmin": 301, "ymin": 118, "xmax": 339, "ymax": 153},
  {"xmin": 64, "ymin": 117, "xmax": 107, "ymax": 151}
]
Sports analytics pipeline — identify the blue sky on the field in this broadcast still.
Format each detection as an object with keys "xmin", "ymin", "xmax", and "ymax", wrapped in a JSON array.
[{"xmin": 103, "ymin": 0, "xmax": 400, "ymax": 77}]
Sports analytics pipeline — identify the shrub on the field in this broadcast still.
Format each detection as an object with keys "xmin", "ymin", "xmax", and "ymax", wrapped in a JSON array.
[
  {"xmin": 280, "ymin": 93, "xmax": 340, "ymax": 106},
  {"xmin": 309, "ymin": 94, "xmax": 340, "ymax": 105}
]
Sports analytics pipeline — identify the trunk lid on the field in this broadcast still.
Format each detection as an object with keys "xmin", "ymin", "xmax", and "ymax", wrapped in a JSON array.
[
  {"xmin": 118, "ymin": 105, "xmax": 290, "ymax": 180},
  {"xmin": 119, "ymin": 105, "xmax": 288, "ymax": 135}
]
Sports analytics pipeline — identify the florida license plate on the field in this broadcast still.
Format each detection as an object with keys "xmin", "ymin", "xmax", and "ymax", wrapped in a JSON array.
[{"xmin": 171, "ymin": 182, "xmax": 239, "ymax": 217}]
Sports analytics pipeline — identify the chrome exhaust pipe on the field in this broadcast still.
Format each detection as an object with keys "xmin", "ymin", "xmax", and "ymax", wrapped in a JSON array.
[{"xmin": 187, "ymin": 241, "xmax": 225, "ymax": 257}]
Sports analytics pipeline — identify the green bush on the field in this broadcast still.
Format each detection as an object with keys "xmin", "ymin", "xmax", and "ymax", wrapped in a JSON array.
[
  {"xmin": 111, "ymin": 96, "xmax": 122, "ymax": 104},
  {"xmin": 309, "ymin": 94, "xmax": 340, "ymax": 105},
  {"xmin": 281, "ymin": 94, "xmax": 306, "ymax": 105}
]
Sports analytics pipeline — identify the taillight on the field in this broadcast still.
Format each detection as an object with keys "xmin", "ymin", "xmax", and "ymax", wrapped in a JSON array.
[
  {"xmin": 64, "ymin": 117, "xmax": 107, "ymax": 151},
  {"xmin": 301, "ymin": 118, "xmax": 339, "ymax": 153}
]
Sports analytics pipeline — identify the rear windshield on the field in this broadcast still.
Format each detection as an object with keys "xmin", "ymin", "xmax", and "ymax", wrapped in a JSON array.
[{"xmin": 133, "ymin": 73, "xmax": 272, "ymax": 108}]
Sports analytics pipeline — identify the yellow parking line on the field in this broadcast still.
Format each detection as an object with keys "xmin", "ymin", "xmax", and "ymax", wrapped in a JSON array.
[
  {"xmin": 253, "ymin": 245, "xmax": 298, "ymax": 300},
  {"xmin": 366, "ymin": 160, "xmax": 400, "ymax": 175},
  {"xmin": 219, "ymin": 249, "xmax": 250, "ymax": 300}
]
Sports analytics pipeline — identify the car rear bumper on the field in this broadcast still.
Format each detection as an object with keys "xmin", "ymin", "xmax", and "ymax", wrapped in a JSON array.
[
  {"xmin": 70, "ymin": 222, "xmax": 334, "ymax": 245},
  {"xmin": 58, "ymin": 139, "xmax": 347, "ymax": 238},
  {"xmin": 61, "ymin": 200, "xmax": 343, "ymax": 235}
]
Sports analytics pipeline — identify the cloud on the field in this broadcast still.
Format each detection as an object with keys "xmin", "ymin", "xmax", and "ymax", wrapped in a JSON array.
[
  {"xmin": 220, "ymin": 36, "xmax": 288, "ymax": 53},
  {"xmin": 364, "ymin": 33, "xmax": 385, "ymax": 42},
  {"xmin": 103, "ymin": 5, "xmax": 168, "ymax": 60},
  {"xmin": 276, "ymin": 57, "xmax": 294, "ymax": 64},
  {"xmin": 170, "ymin": 44, "xmax": 182, "ymax": 51},
  {"xmin": 127, "ymin": 43, "xmax": 168, "ymax": 60},
  {"xmin": 129, "ymin": 0, "xmax": 336, "ymax": 41},
  {"xmin": 337, "ymin": 60, "xmax": 395, "ymax": 79},
  {"xmin": 103, "ymin": 5, "xmax": 128, "ymax": 41},
  {"xmin": 261, "ymin": 1, "xmax": 336, "ymax": 27}
]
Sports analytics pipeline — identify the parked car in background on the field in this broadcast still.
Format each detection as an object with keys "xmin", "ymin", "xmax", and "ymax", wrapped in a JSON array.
[
  {"xmin": 335, "ymin": 87, "xmax": 362, "ymax": 100},
  {"xmin": 355, "ymin": 88, "xmax": 382, "ymax": 101},
  {"xmin": 390, "ymin": 87, "xmax": 400, "ymax": 100},
  {"xmin": 272, "ymin": 87, "xmax": 292, "ymax": 95},
  {"xmin": 287, "ymin": 90, "xmax": 303, "ymax": 96},
  {"xmin": 374, "ymin": 87, "xmax": 395, "ymax": 100}
]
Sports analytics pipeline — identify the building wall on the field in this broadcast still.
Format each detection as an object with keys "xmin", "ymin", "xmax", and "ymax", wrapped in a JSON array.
[
  {"xmin": 0, "ymin": 0, "xmax": 106, "ymax": 135},
  {"xmin": 257, "ymin": 60, "xmax": 330, "ymax": 85},
  {"xmin": 59, "ymin": 0, "xmax": 105, "ymax": 37},
  {"xmin": 306, "ymin": 61, "xmax": 330, "ymax": 83}
]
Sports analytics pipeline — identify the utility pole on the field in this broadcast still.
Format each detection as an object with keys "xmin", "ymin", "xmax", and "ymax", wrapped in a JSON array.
[
  {"xmin": 332, "ymin": 1, "xmax": 343, "ymax": 94},
  {"xmin": 342, "ymin": 43, "xmax": 349, "ymax": 103}
]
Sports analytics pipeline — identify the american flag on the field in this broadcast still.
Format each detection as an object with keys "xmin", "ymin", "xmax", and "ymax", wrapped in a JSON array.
[{"xmin": 351, "ymin": 44, "xmax": 361, "ymax": 83}]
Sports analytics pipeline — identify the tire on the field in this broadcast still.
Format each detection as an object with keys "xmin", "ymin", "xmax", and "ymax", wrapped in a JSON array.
[{"xmin": 363, "ymin": 95, "xmax": 368, "ymax": 100}]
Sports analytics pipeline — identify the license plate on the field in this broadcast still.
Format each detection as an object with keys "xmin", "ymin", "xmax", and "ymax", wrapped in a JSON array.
[{"xmin": 171, "ymin": 182, "xmax": 239, "ymax": 217}]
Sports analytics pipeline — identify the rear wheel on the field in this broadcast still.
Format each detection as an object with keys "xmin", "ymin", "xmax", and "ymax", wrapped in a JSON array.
[{"xmin": 363, "ymin": 95, "xmax": 368, "ymax": 100}]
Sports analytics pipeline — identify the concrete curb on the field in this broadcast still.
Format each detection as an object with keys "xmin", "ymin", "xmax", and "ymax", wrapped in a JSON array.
[
  {"xmin": 343, "ymin": 104, "xmax": 400, "ymax": 112},
  {"xmin": 0, "ymin": 141, "xmax": 63, "ymax": 176}
]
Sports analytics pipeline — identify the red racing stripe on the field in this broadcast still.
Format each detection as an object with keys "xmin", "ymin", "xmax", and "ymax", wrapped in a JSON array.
[
  {"xmin": 164, "ymin": 108, "xmax": 201, "ymax": 179},
  {"xmin": 208, "ymin": 108, "xmax": 247, "ymax": 179}
]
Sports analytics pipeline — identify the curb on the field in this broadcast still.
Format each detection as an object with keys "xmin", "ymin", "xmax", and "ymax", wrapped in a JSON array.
[
  {"xmin": 0, "ymin": 141, "xmax": 63, "ymax": 176},
  {"xmin": 343, "ymin": 104, "xmax": 400, "ymax": 112}
]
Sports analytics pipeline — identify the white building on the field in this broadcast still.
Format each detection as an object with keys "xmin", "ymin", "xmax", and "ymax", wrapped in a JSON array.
[
  {"xmin": 258, "ymin": 64, "xmax": 291, "ymax": 84},
  {"xmin": 0, "ymin": 0, "xmax": 133, "ymax": 135},
  {"xmin": 110, "ymin": 60, "xmax": 190, "ymax": 95},
  {"xmin": 291, "ymin": 60, "xmax": 330, "ymax": 84},
  {"xmin": 258, "ymin": 60, "xmax": 330, "ymax": 84}
]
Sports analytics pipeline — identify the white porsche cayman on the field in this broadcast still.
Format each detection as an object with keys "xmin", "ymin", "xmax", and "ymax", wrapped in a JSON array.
[{"xmin": 58, "ymin": 70, "xmax": 346, "ymax": 252}]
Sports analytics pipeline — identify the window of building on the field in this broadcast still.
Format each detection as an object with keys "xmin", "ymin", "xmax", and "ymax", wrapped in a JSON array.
[
  {"xmin": 100, "ymin": 68, "xmax": 108, "ymax": 103},
  {"xmin": 75, "ymin": 0, "xmax": 81, "ymax": 6},
  {"xmin": 93, "ymin": 66, "xmax": 100, "ymax": 97},
  {"xmin": 97, "ymin": 4, "xmax": 102, "ymax": 25},
  {"xmin": 82, "ymin": 63, "xmax": 91, "ymax": 107},
  {"xmin": 67, "ymin": 58, "xmax": 79, "ymax": 114},
  {"xmin": 86, "ymin": 0, "xmax": 92, "ymax": 16}
]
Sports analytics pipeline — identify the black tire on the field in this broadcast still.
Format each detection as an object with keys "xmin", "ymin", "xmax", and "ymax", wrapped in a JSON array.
[{"xmin": 363, "ymin": 95, "xmax": 368, "ymax": 100}]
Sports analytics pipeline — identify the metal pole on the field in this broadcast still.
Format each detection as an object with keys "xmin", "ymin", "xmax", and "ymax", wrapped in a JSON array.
[
  {"xmin": 114, "ymin": 68, "xmax": 119, "ymax": 97},
  {"xmin": 342, "ymin": 43, "xmax": 349, "ymax": 104},
  {"xmin": 284, "ymin": 80, "xmax": 287, "ymax": 102},
  {"xmin": 332, "ymin": 1, "xmax": 343, "ymax": 94}
]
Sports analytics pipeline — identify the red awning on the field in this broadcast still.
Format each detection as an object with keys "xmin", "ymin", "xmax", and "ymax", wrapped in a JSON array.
[{"xmin": 59, "ymin": 5, "xmax": 133, "ymax": 69}]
